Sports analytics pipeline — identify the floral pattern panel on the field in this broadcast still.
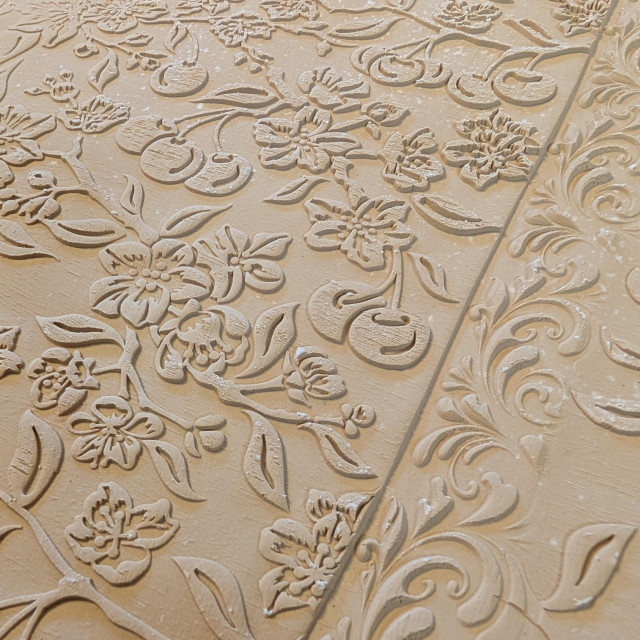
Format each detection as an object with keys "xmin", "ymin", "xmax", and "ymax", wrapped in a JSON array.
[{"xmin": 0, "ymin": 0, "xmax": 628, "ymax": 638}]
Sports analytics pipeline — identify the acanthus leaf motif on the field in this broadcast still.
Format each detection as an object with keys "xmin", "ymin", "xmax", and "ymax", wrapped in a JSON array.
[{"xmin": 379, "ymin": 496, "xmax": 407, "ymax": 570}]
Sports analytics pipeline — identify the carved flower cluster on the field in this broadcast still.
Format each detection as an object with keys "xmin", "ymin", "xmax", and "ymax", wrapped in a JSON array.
[
  {"xmin": 435, "ymin": 0, "xmax": 502, "ymax": 33},
  {"xmin": 155, "ymin": 299, "xmax": 251, "ymax": 381},
  {"xmin": 210, "ymin": 11, "xmax": 274, "ymax": 46},
  {"xmin": 551, "ymin": 0, "xmax": 610, "ymax": 36},
  {"xmin": 377, "ymin": 128, "xmax": 444, "ymax": 192},
  {"xmin": 68, "ymin": 396, "xmax": 164, "ymax": 469},
  {"xmin": 259, "ymin": 490, "xmax": 371, "ymax": 615},
  {"xmin": 59, "ymin": 95, "xmax": 130, "ymax": 134},
  {"xmin": 283, "ymin": 346, "xmax": 346, "ymax": 405},
  {"xmin": 28, "ymin": 347, "xmax": 99, "ymax": 414},
  {"xmin": 90, "ymin": 227, "xmax": 292, "ymax": 328},
  {"xmin": 304, "ymin": 196, "xmax": 413, "ymax": 269},
  {"xmin": 260, "ymin": 0, "xmax": 319, "ymax": 21},
  {"xmin": 0, "ymin": 105, "xmax": 55, "ymax": 167},
  {"xmin": 16, "ymin": 0, "xmax": 169, "ymax": 46},
  {"xmin": 442, "ymin": 108, "xmax": 541, "ymax": 189},
  {"xmin": 65, "ymin": 482, "xmax": 178, "ymax": 585},
  {"xmin": 253, "ymin": 107, "xmax": 360, "ymax": 174}
]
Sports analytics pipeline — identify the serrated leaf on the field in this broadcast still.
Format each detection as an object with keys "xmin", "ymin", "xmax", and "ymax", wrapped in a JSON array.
[
  {"xmin": 120, "ymin": 174, "xmax": 144, "ymax": 216},
  {"xmin": 412, "ymin": 194, "xmax": 501, "ymax": 235},
  {"xmin": 194, "ymin": 83, "xmax": 277, "ymax": 107},
  {"xmin": 409, "ymin": 253, "xmax": 459, "ymax": 303},
  {"xmin": 543, "ymin": 524, "xmax": 635, "ymax": 611},
  {"xmin": 88, "ymin": 49, "xmax": 119, "ymax": 92},
  {"xmin": 301, "ymin": 422, "xmax": 375, "ymax": 478},
  {"xmin": 243, "ymin": 411, "xmax": 287, "ymax": 511},
  {"xmin": 0, "ymin": 219, "xmax": 55, "ymax": 259},
  {"xmin": 160, "ymin": 204, "xmax": 231, "ymax": 238},
  {"xmin": 264, "ymin": 176, "xmax": 328, "ymax": 204},
  {"xmin": 37, "ymin": 313, "xmax": 123, "ymax": 347},
  {"xmin": 8, "ymin": 410, "xmax": 63, "ymax": 507},
  {"xmin": 236, "ymin": 303, "xmax": 297, "ymax": 378},
  {"xmin": 45, "ymin": 218, "xmax": 126, "ymax": 247},
  {"xmin": 174, "ymin": 556, "xmax": 255, "ymax": 640},
  {"xmin": 144, "ymin": 440, "xmax": 204, "ymax": 502}
]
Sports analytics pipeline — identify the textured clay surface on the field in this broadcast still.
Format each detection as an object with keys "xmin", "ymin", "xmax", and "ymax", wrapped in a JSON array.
[{"xmin": 0, "ymin": 0, "xmax": 638, "ymax": 638}]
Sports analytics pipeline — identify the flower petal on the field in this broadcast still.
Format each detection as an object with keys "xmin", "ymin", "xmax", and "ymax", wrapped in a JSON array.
[
  {"xmin": 89, "ymin": 276, "xmax": 132, "ymax": 317},
  {"xmin": 304, "ymin": 220, "xmax": 346, "ymax": 251},
  {"xmin": 99, "ymin": 242, "xmax": 152, "ymax": 275}
]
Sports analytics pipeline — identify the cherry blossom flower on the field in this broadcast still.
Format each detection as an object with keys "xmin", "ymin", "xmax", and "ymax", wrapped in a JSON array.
[
  {"xmin": 442, "ymin": 108, "xmax": 540, "ymax": 189},
  {"xmin": 377, "ymin": 128, "xmax": 445, "ymax": 192},
  {"xmin": 155, "ymin": 300, "xmax": 251, "ymax": 382},
  {"xmin": 254, "ymin": 107, "xmax": 360, "ymax": 173},
  {"xmin": 65, "ymin": 482, "xmax": 178, "ymax": 585},
  {"xmin": 283, "ymin": 346, "xmax": 346, "ymax": 405},
  {"xmin": 28, "ymin": 347, "xmax": 99, "ymax": 415},
  {"xmin": 59, "ymin": 95, "xmax": 130, "ymax": 134},
  {"xmin": 90, "ymin": 240, "xmax": 211, "ymax": 328},
  {"xmin": 68, "ymin": 396, "xmax": 164, "ymax": 469},
  {"xmin": 194, "ymin": 225, "xmax": 291, "ymax": 302},
  {"xmin": 259, "ymin": 490, "xmax": 371, "ymax": 615},
  {"xmin": 304, "ymin": 196, "xmax": 413, "ymax": 269}
]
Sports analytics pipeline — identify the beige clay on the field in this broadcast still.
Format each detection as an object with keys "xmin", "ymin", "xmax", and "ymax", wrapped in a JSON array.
[{"xmin": 0, "ymin": 0, "xmax": 638, "ymax": 638}]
